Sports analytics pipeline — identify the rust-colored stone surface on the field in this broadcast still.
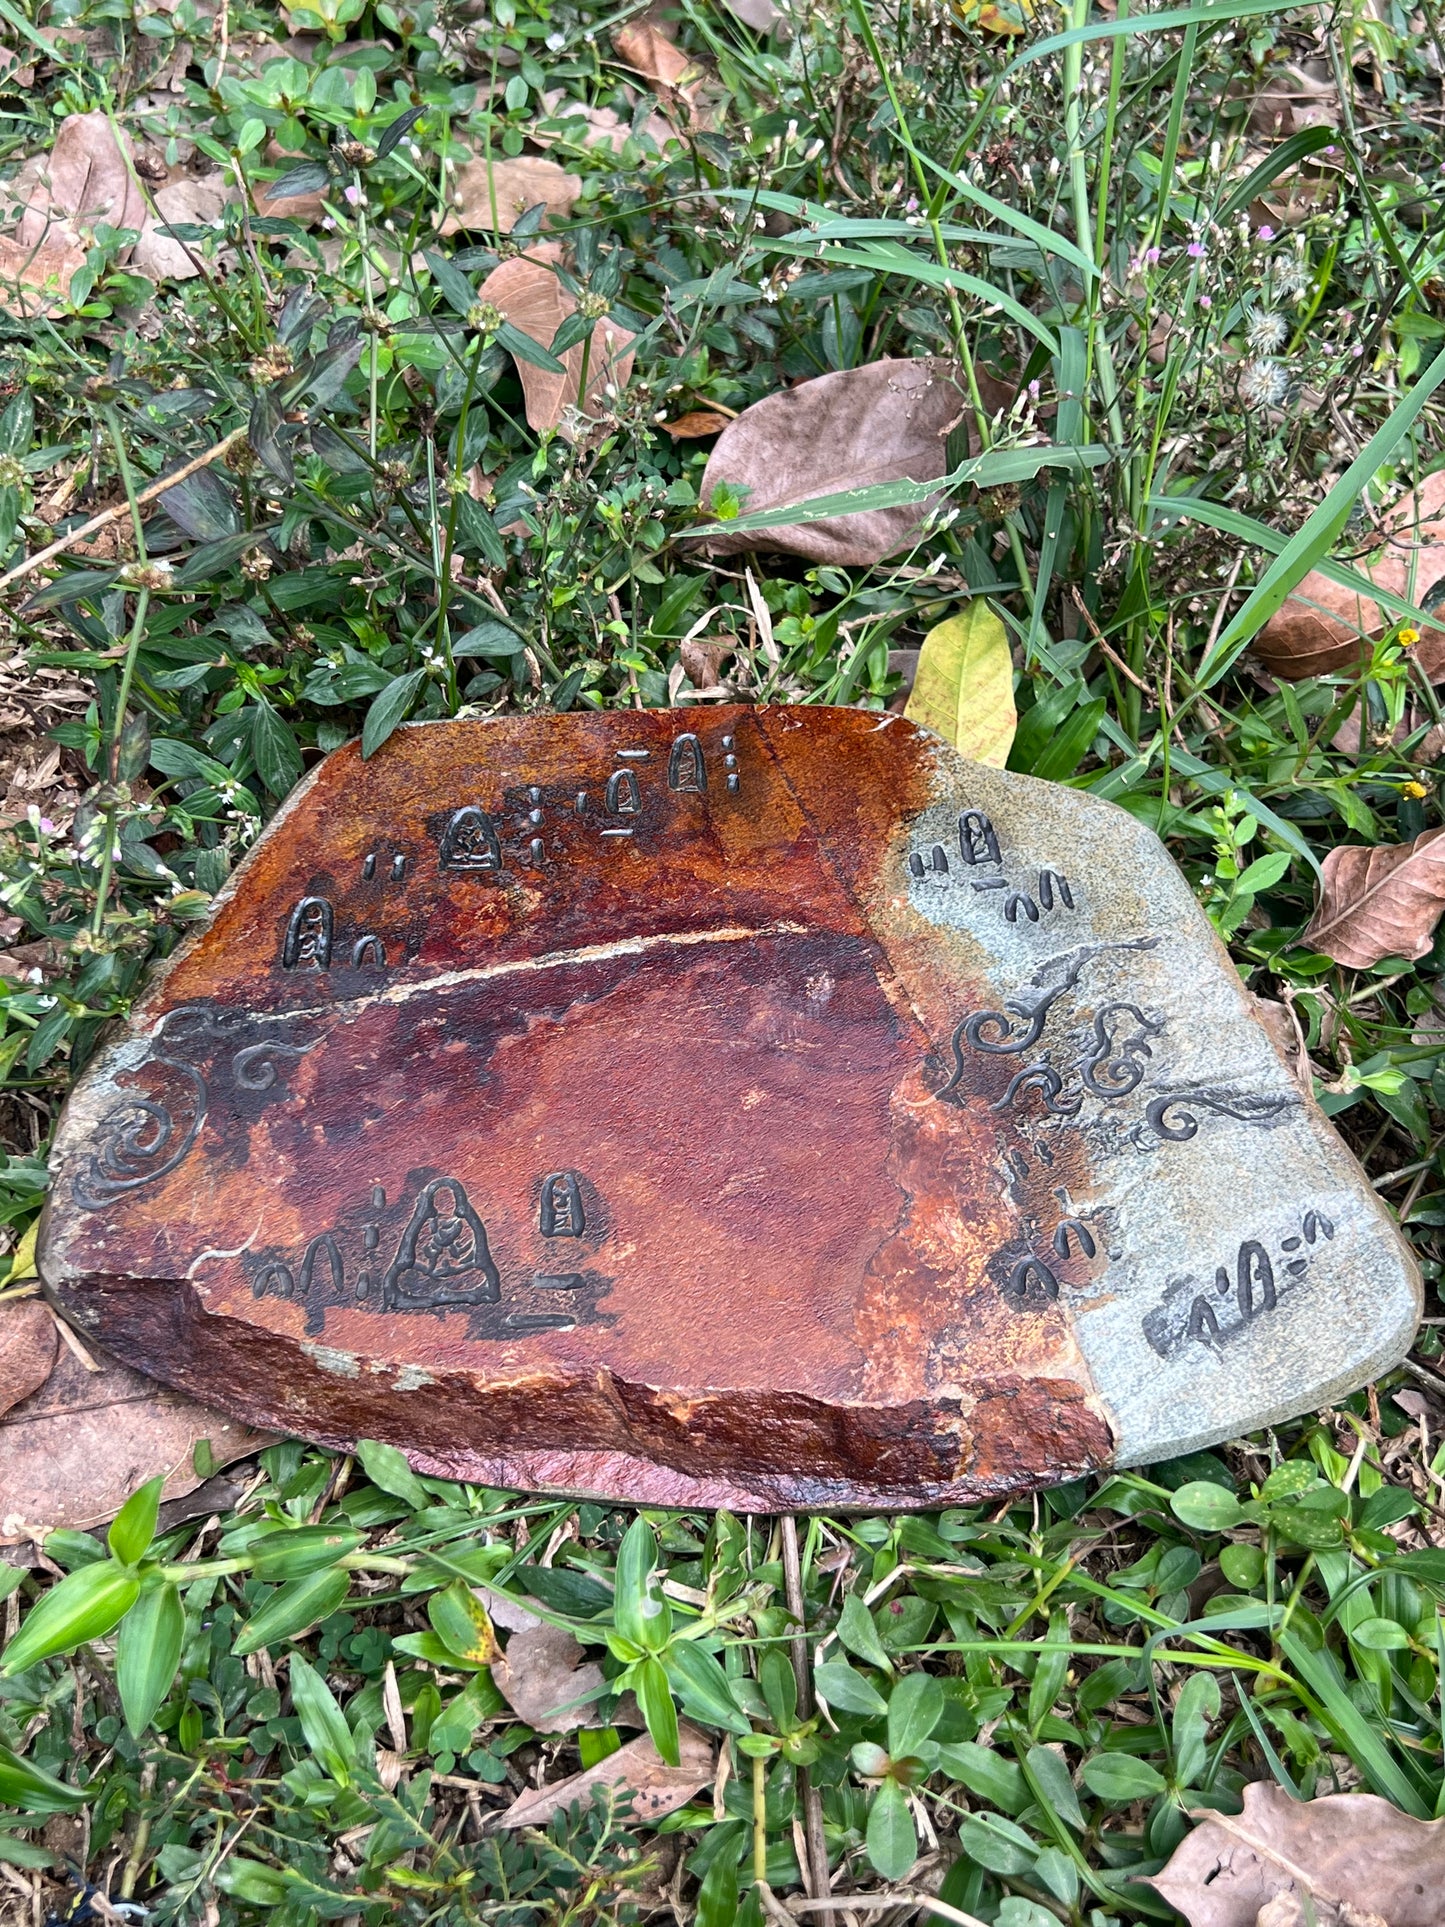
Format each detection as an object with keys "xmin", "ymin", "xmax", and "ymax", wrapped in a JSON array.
[{"xmin": 39, "ymin": 707, "xmax": 1421, "ymax": 1509}]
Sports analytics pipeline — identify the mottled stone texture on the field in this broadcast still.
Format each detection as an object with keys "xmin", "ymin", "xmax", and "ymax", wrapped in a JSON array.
[{"xmin": 39, "ymin": 709, "xmax": 1420, "ymax": 1509}]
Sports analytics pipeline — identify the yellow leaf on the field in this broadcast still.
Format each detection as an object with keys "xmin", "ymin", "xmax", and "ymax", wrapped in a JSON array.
[
  {"xmin": 904, "ymin": 601, "xmax": 1017, "ymax": 768},
  {"xmin": 8, "ymin": 1217, "xmax": 39, "ymax": 1285}
]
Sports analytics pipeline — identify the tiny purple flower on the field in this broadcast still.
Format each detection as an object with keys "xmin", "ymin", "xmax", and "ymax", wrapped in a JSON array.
[
  {"xmin": 1144, "ymin": 246, "xmax": 1161, "ymax": 265},
  {"xmin": 1199, "ymin": 294, "xmax": 1212, "ymax": 309},
  {"xmin": 1187, "ymin": 240, "xmax": 1206, "ymax": 259},
  {"xmin": 344, "ymin": 183, "xmax": 362, "ymax": 206},
  {"xmin": 1256, "ymin": 224, "xmax": 1275, "ymax": 241},
  {"xmin": 38, "ymin": 818, "xmax": 55, "ymax": 835},
  {"xmin": 904, "ymin": 196, "xmax": 918, "ymax": 213}
]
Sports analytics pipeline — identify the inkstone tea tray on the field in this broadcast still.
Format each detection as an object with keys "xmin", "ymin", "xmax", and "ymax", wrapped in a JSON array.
[{"xmin": 40, "ymin": 707, "xmax": 1421, "ymax": 1511}]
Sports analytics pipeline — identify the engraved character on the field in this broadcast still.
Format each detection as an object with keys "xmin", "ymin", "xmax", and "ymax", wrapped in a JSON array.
[
  {"xmin": 668, "ymin": 733, "xmax": 707, "ymax": 794},
  {"xmin": 439, "ymin": 806, "xmax": 501, "ymax": 871},
  {"xmin": 1038, "ymin": 870, "xmax": 1074, "ymax": 911},
  {"xmin": 1235, "ymin": 1239, "xmax": 1276, "ymax": 1320},
  {"xmin": 606, "ymin": 769, "xmax": 642, "ymax": 815},
  {"xmin": 299, "ymin": 1233, "xmax": 344, "ymax": 1297},
  {"xmin": 283, "ymin": 896, "xmax": 333, "ymax": 969},
  {"xmin": 351, "ymin": 934, "xmax": 386, "ymax": 968},
  {"xmin": 1003, "ymin": 1256, "xmax": 1059, "ymax": 1312},
  {"xmin": 1004, "ymin": 890, "xmax": 1040, "ymax": 924},
  {"xmin": 539, "ymin": 1171, "xmax": 585, "ymax": 1238},
  {"xmin": 958, "ymin": 810, "xmax": 1002, "ymax": 866},
  {"xmin": 383, "ymin": 1177, "xmax": 500, "ymax": 1311}
]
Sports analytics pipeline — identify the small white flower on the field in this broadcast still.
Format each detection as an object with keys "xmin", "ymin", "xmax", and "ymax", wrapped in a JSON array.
[
  {"xmin": 1239, "ymin": 358, "xmax": 1288, "ymax": 409},
  {"xmin": 1246, "ymin": 308, "xmax": 1287, "ymax": 353}
]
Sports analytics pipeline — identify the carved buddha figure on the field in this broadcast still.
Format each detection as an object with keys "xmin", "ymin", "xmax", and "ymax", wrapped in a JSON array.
[{"xmin": 383, "ymin": 1176, "xmax": 500, "ymax": 1310}]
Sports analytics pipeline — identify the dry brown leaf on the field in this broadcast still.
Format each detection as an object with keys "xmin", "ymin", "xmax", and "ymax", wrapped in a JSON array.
[
  {"xmin": 14, "ymin": 110, "xmax": 147, "ymax": 250},
  {"xmin": 0, "ymin": 234, "xmax": 87, "ymax": 319},
  {"xmin": 663, "ymin": 409, "xmax": 732, "ymax": 439},
  {"xmin": 473, "ymin": 254, "xmax": 634, "ymax": 439},
  {"xmin": 441, "ymin": 156, "xmax": 581, "ymax": 236},
  {"xmin": 498, "ymin": 1721, "xmax": 712, "ymax": 1829},
  {"xmin": 612, "ymin": 19, "xmax": 718, "ymax": 128},
  {"xmin": 132, "ymin": 173, "xmax": 231, "ymax": 281},
  {"xmin": 0, "ymin": 1301, "xmax": 57, "ymax": 1420},
  {"xmin": 533, "ymin": 91, "xmax": 676, "ymax": 155},
  {"xmin": 493, "ymin": 1622, "xmax": 608, "ymax": 1731},
  {"xmin": 697, "ymin": 357, "xmax": 966, "ymax": 565},
  {"xmin": 680, "ymin": 638, "xmax": 733, "ymax": 689},
  {"xmin": 1254, "ymin": 471, "xmax": 1445, "ymax": 681},
  {"xmin": 1148, "ymin": 1782, "xmax": 1444, "ymax": 1926},
  {"xmin": 1303, "ymin": 825, "xmax": 1445, "ymax": 967},
  {"xmin": 0, "ymin": 1337, "xmax": 269, "ymax": 1545}
]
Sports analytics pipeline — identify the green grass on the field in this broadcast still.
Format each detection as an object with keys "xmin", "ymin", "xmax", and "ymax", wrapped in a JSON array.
[{"xmin": 4, "ymin": 0, "xmax": 1445, "ymax": 1918}]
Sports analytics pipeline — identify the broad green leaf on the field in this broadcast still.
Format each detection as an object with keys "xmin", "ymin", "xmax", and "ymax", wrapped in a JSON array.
[
  {"xmin": 361, "ymin": 669, "xmax": 427, "ymax": 759},
  {"xmin": 250, "ymin": 1525, "xmax": 363, "ymax": 1582},
  {"xmin": 887, "ymin": 1672, "xmax": 943, "ymax": 1761},
  {"xmin": 815, "ymin": 1658, "xmax": 889, "ymax": 1719},
  {"xmin": 903, "ymin": 601, "xmax": 1016, "ymax": 768},
  {"xmin": 957, "ymin": 1811, "xmax": 1038, "ymax": 1877},
  {"xmin": 116, "ymin": 1582, "xmax": 184, "ymax": 1735},
  {"xmin": 234, "ymin": 1567, "xmax": 351, "ymax": 1657},
  {"xmin": 865, "ymin": 1777, "xmax": 918, "ymax": 1881},
  {"xmin": 1349, "ymin": 1615, "xmax": 1411, "ymax": 1652},
  {"xmin": 665, "ymin": 1641, "xmax": 750, "ymax": 1736},
  {"xmin": 759, "ymin": 1649, "xmax": 798, "ymax": 1734},
  {"xmin": 1027, "ymin": 1609, "xmax": 1071, "ymax": 1731},
  {"xmin": 634, "ymin": 1653, "xmax": 681, "ymax": 1767},
  {"xmin": 0, "ymin": 1744, "xmax": 86, "ymax": 1813},
  {"xmin": 1, "ymin": 1561, "xmax": 140, "ymax": 1674},
  {"xmin": 428, "ymin": 1582, "xmax": 499, "ymax": 1666},
  {"xmin": 250, "ymin": 700, "xmax": 303, "ymax": 798},
  {"xmin": 1079, "ymin": 1752, "xmax": 1167, "ymax": 1801},
  {"xmin": 838, "ymin": 1593, "xmax": 893, "ymax": 1675},
  {"xmin": 1170, "ymin": 1481, "xmax": 1245, "ymax": 1533},
  {"xmin": 613, "ymin": 1517, "xmax": 671, "ymax": 1654},
  {"xmin": 695, "ymin": 1833, "xmax": 740, "ymax": 1927},
  {"xmin": 424, "ymin": 248, "xmax": 477, "ymax": 318},
  {"xmin": 216, "ymin": 1858, "xmax": 288, "ymax": 1904},
  {"xmin": 494, "ymin": 318, "xmax": 565, "ymax": 374},
  {"xmin": 1219, "ymin": 1543, "xmax": 1265, "ymax": 1591},
  {"xmin": 108, "ymin": 1474, "xmax": 164, "ymax": 1568},
  {"xmin": 1024, "ymin": 1743, "xmax": 1085, "ymax": 1833},
  {"xmin": 1170, "ymin": 1671, "xmax": 1221, "ymax": 1789},
  {"xmin": 933, "ymin": 1740, "xmax": 1026, "ymax": 1813},
  {"xmin": 355, "ymin": 1438, "xmax": 429, "ymax": 1509},
  {"xmin": 289, "ymin": 1654, "xmax": 356, "ymax": 1785}
]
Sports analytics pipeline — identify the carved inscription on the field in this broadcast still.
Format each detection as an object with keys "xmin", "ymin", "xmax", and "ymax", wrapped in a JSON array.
[
  {"xmin": 910, "ymin": 809, "xmax": 1077, "ymax": 926},
  {"xmin": 1143, "ymin": 1211, "xmax": 1335, "ymax": 1358},
  {"xmin": 250, "ymin": 1169, "xmax": 608, "ymax": 1338}
]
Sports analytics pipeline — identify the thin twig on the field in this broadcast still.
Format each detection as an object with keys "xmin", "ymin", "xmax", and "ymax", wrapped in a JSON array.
[
  {"xmin": 0, "ymin": 427, "xmax": 247, "ymax": 597},
  {"xmin": 1070, "ymin": 587, "xmax": 1152, "ymax": 694},
  {"xmin": 787, "ymin": 1895, "xmax": 990, "ymax": 1927}
]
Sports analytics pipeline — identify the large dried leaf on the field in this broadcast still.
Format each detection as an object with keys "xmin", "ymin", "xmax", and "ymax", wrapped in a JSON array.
[
  {"xmin": 904, "ymin": 601, "xmax": 1017, "ymax": 768},
  {"xmin": 0, "ymin": 234, "xmax": 87, "ymax": 319},
  {"xmin": 697, "ymin": 357, "xmax": 965, "ymax": 564},
  {"xmin": 473, "ymin": 254, "xmax": 634, "ymax": 439},
  {"xmin": 0, "ymin": 1301, "xmax": 57, "ymax": 1420},
  {"xmin": 132, "ymin": 173, "xmax": 231, "ymax": 281},
  {"xmin": 533, "ymin": 90, "xmax": 675, "ymax": 155},
  {"xmin": 0, "ymin": 1339, "xmax": 268, "ymax": 1546},
  {"xmin": 14, "ymin": 110, "xmax": 147, "ymax": 249},
  {"xmin": 1149, "ymin": 1782, "xmax": 1444, "ymax": 1926},
  {"xmin": 1254, "ymin": 471, "xmax": 1445, "ymax": 681},
  {"xmin": 441, "ymin": 156, "xmax": 581, "ymax": 236},
  {"xmin": 1303, "ymin": 825, "xmax": 1445, "ymax": 967},
  {"xmin": 612, "ymin": 18, "xmax": 717, "ymax": 127},
  {"xmin": 498, "ymin": 1721, "xmax": 712, "ymax": 1829},
  {"xmin": 493, "ymin": 1622, "xmax": 608, "ymax": 1731}
]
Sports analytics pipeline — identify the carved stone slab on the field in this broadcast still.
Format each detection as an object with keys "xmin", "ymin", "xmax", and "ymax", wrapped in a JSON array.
[{"xmin": 39, "ymin": 708, "xmax": 1420, "ymax": 1510}]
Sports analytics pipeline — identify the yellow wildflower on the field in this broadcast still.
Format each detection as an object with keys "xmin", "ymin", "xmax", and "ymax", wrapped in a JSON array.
[
  {"xmin": 1399, "ymin": 626, "xmax": 1421, "ymax": 647},
  {"xmin": 1402, "ymin": 780, "xmax": 1429, "ymax": 800}
]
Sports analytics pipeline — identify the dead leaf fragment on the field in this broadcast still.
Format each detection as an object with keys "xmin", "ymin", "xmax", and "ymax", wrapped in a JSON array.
[
  {"xmin": 0, "ymin": 1337, "xmax": 269, "ymax": 1545},
  {"xmin": 498, "ymin": 1721, "xmax": 712, "ymax": 1829},
  {"xmin": 1254, "ymin": 471, "xmax": 1445, "ymax": 681},
  {"xmin": 680, "ymin": 638, "xmax": 733, "ymax": 690},
  {"xmin": 14, "ymin": 110, "xmax": 147, "ymax": 249},
  {"xmin": 493, "ymin": 1622, "xmax": 608, "ymax": 1731},
  {"xmin": 663, "ymin": 409, "xmax": 732, "ymax": 439},
  {"xmin": 132, "ymin": 173, "xmax": 231, "ymax": 281},
  {"xmin": 0, "ymin": 1302, "xmax": 58, "ymax": 1419},
  {"xmin": 1302, "ymin": 824, "xmax": 1445, "ymax": 968},
  {"xmin": 0, "ymin": 234, "xmax": 87, "ymax": 319},
  {"xmin": 474, "ymin": 254, "xmax": 634, "ymax": 439},
  {"xmin": 721, "ymin": 0, "xmax": 782, "ymax": 27},
  {"xmin": 1148, "ymin": 1782, "xmax": 1444, "ymax": 1926},
  {"xmin": 442, "ymin": 156, "xmax": 581, "ymax": 236},
  {"xmin": 697, "ymin": 357, "xmax": 966, "ymax": 565},
  {"xmin": 612, "ymin": 18, "xmax": 719, "ymax": 128}
]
